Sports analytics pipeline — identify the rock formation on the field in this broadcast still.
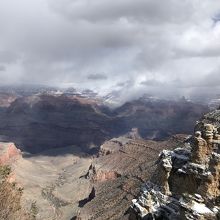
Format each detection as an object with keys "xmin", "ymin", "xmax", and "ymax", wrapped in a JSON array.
[
  {"xmin": 73, "ymin": 134, "xmax": 186, "ymax": 220},
  {"xmin": 0, "ymin": 93, "xmax": 208, "ymax": 154},
  {"xmin": 0, "ymin": 142, "xmax": 33, "ymax": 220},
  {"xmin": 0, "ymin": 142, "xmax": 21, "ymax": 165},
  {"xmin": 130, "ymin": 119, "xmax": 220, "ymax": 219}
]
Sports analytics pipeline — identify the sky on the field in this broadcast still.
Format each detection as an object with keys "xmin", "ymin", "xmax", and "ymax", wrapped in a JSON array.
[{"xmin": 1, "ymin": 0, "xmax": 220, "ymax": 101}]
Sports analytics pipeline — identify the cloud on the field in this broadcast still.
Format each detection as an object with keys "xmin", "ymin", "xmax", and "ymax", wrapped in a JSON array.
[
  {"xmin": 0, "ymin": 0, "xmax": 220, "ymax": 102},
  {"xmin": 0, "ymin": 51, "xmax": 18, "ymax": 65},
  {"xmin": 140, "ymin": 79, "xmax": 164, "ymax": 87},
  {"xmin": 87, "ymin": 73, "xmax": 108, "ymax": 80},
  {"xmin": 0, "ymin": 65, "xmax": 6, "ymax": 71},
  {"xmin": 213, "ymin": 12, "xmax": 220, "ymax": 25},
  {"xmin": 196, "ymin": 69, "xmax": 220, "ymax": 87},
  {"xmin": 49, "ymin": 0, "xmax": 194, "ymax": 24}
]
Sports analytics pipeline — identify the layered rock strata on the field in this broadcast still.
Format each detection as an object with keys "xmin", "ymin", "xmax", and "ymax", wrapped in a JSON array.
[{"xmin": 131, "ymin": 121, "xmax": 220, "ymax": 219}]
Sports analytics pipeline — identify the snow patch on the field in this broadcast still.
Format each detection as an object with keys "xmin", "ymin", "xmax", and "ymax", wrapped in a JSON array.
[{"xmin": 192, "ymin": 202, "xmax": 213, "ymax": 214}]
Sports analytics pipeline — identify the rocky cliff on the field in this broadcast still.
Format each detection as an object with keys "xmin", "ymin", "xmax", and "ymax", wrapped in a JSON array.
[
  {"xmin": 0, "ymin": 142, "xmax": 21, "ymax": 165},
  {"xmin": 0, "ymin": 142, "xmax": 33, "ymax": 220},
  {"xmin": 0, "ymin": 93, "xmax": 208, "ymax": 154},
  {"xmin": 72, "ymin": 133, "xmax": 186, "ymax": 220},
  {"xmin": 130, "ymin": 110, "xmax": 220, "ymax": 219}
]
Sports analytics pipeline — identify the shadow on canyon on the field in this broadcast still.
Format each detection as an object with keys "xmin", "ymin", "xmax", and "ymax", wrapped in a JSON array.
[{"xmin": 0, "ymin": 95, "xmax": 210, "ymax": 157}]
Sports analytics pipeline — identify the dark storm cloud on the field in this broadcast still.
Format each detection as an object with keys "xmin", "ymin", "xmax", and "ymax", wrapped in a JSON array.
[
  {"xmin": 50, "ymin": 0, "xmax": 193, "ymax": 24},
  {"xmin": 0, "ymin": 0, "xmax": 220, "ymax": 102},
  {"xmin": 116, "ymin": 80, "xmax": 135, "ymax": 88},
  {"xmin": 87, "ymin": 73, "xmax": 108, "ymax": 80},
  {"xmin": 213, "ymin": 12, "xmax": 220, "ymax": 25}
]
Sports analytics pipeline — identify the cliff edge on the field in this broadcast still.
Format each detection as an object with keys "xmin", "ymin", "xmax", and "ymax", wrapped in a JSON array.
[{"xmin": 130, "ymin": 110, "xmax": 220, "ymax": 220}]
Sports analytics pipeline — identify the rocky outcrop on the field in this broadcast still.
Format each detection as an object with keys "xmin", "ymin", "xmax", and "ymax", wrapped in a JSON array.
[
  {"xmin": 80, "ymin": 163, "xmax": 121, "ymax": 182},
  {"xmin": 99, "ymin": 133, "xmax": 136, "ymax": 156},
  {"xmin": 130, "ymin": 116, "xmax": 220, "ymax": 219},
  {"xmin": 0, "ymin": 142, "xmax": 21, "ymax": 165},
  {"xmin": 0, "ymin": 93, "xmax": 18, "ymax": 107},
  {"xmin": 75, "ymin": 135, "xmax": 186, "ymax": 220},
  {"xmin": 92, "ymin": 170, "xmax": 121, "ymax": 182},
  {"xmin": 0, "ymin": 142, "xmax": 33, "ymax": 220}
]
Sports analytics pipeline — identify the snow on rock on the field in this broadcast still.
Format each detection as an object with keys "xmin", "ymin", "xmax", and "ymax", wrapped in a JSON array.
[{"xmin": 130, "ymin": 120, "xmax": 220, "ymax": 219}]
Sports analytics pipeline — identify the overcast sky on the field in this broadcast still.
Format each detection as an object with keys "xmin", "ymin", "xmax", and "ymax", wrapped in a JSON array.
[{"xmin": 0, "ymin": 0, "xmax": 220, "ymax": 101}]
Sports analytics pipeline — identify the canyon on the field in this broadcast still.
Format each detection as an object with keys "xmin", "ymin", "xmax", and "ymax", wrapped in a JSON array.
[
  {"xmin": 0, "ymin": 90, "xmax": 208, "ymax": 154},
  {"xmin": 0, "ymin": 133, "xmax": 186, "ymax": 219},
  {"xmin": 0, "ymin": 87, "xmax": 215, "ymax": 220}
]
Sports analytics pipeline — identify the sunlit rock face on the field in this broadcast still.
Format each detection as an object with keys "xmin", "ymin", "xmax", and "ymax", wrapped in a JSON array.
[
  {"xmin": 130, "ymin": 110, "xmax": 220, "ymax": 220},
  {"xmin": 0, "ymin": 142, "xmax": 21, "ymax": 165}
]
